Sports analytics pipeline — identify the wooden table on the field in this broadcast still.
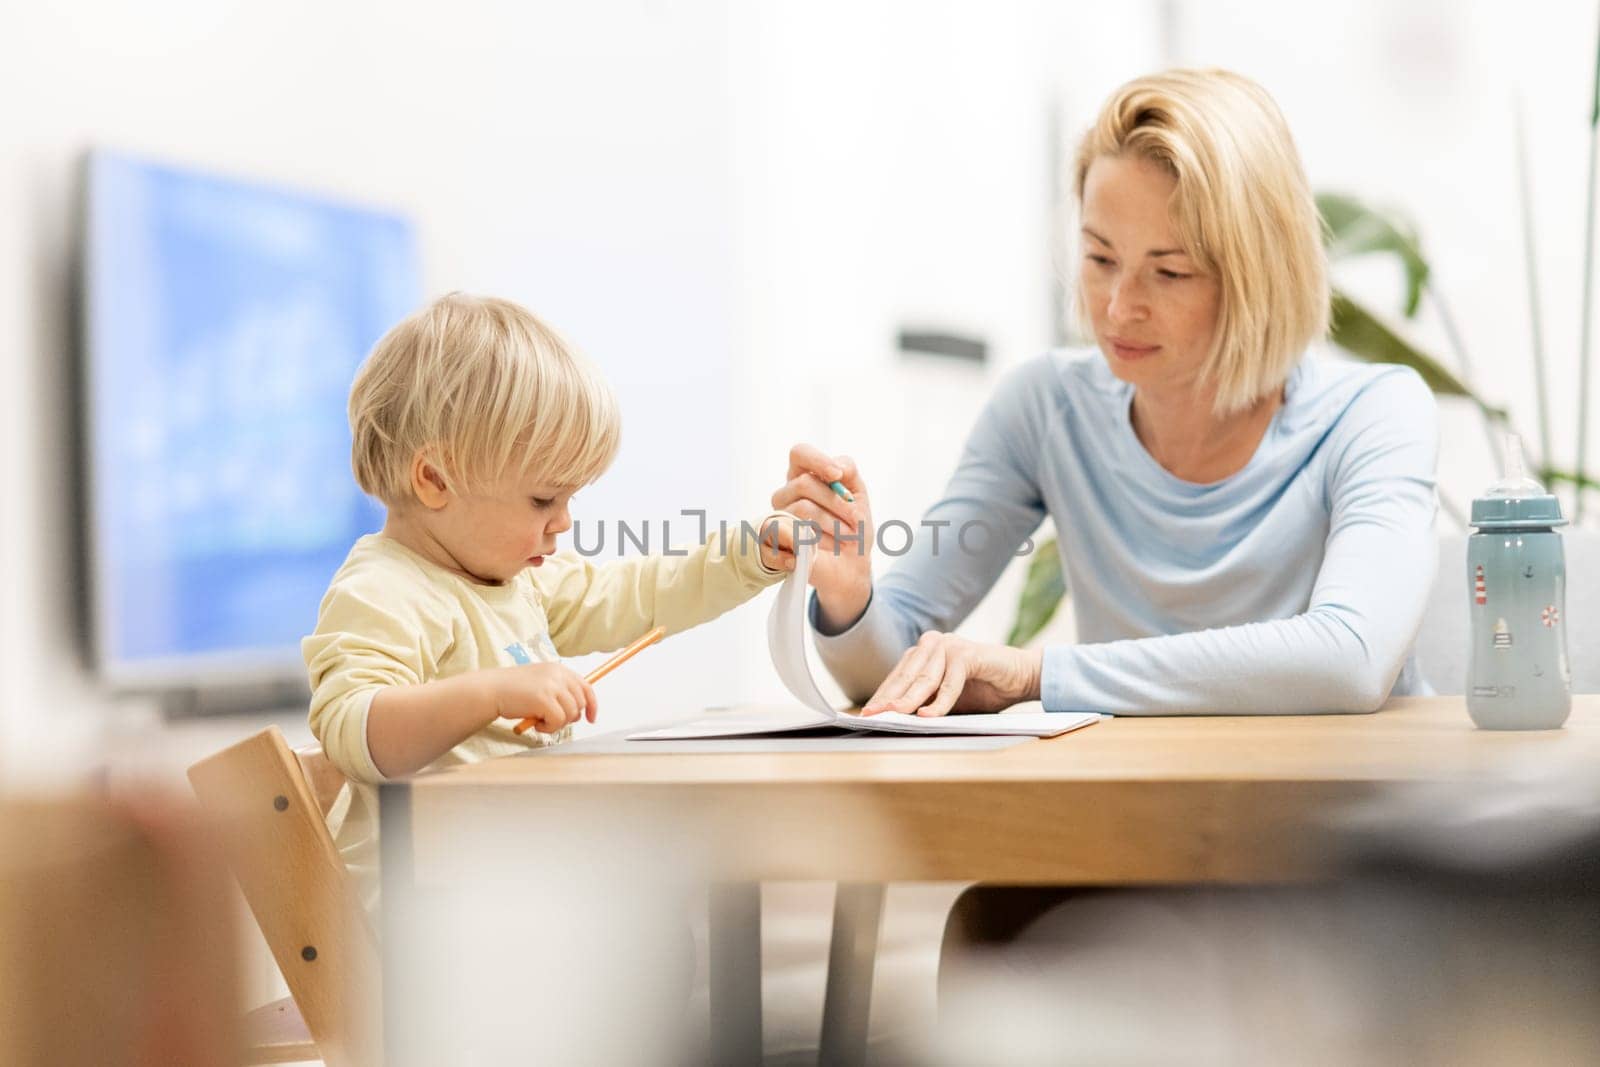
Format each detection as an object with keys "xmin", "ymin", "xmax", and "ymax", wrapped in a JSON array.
[{"xmin": 379, "ymin": 696, "xmax": 1600, "ymax": 1063}]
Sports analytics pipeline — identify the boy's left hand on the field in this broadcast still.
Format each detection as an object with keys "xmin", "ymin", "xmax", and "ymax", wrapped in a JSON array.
[{"xmin": 756, "ymin": 513, "xmax": 800, "ymax": 574}]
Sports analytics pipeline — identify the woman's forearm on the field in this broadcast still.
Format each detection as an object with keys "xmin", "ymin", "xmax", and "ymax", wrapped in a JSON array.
[
  {"xmin": 814, "ymin": 576, "xmax": 874, "ymax": 634},
  {"xmin": 1040, "ymin": 607, "xmax": 1409, "ymax": 715}
]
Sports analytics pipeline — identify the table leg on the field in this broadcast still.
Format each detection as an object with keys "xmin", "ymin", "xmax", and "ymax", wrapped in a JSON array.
[
  {"xmin": 378, "ymin": 782, "xmax": 417, "ymax": 1067},
  {"xmin": 819, "ymin": 882, "xmax": 885, "ymax": 1066},
  {"xmin": 708, "ymin": 882, "xmax": 763, "ymax": 1066}
]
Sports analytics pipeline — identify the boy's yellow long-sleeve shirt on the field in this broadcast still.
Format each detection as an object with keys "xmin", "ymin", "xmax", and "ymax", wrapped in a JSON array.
[{"xmin": 301, "ymin": 517, "xmax": 788, "ymax": 906}]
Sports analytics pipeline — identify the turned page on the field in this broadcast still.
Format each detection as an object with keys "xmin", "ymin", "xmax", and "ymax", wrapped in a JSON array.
[{"xmin": 630, "ymin": 540, "xmax": 1098, "ymax": 741}]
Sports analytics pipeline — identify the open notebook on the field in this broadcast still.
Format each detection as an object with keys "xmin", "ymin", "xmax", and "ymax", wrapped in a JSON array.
[{"xmin": 630, "ymin": 542, "xmax": 1101, "ymax": 740}]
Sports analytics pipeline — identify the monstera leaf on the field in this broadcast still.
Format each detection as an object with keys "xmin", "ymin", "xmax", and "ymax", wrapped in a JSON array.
[
  {"xmin": 1329, "ymin": 290, "xmax": 1507, "ymax": 421},
  {"xmin": 1317, "ymin": 192, "xmax": 1430, "ymax": 316},
  {"xmin": 1006, "ymin": 538, "xmax": 1066, "ymax": 647}
]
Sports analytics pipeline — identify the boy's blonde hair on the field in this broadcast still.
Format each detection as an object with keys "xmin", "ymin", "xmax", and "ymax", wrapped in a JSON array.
[
  {"xmin": 1073, "ymin": 68, "xmax": 1329, "ymax": 415},
  {"xmin": 349, "ymin": 293, "xmax": 621, "ymax": 505}
]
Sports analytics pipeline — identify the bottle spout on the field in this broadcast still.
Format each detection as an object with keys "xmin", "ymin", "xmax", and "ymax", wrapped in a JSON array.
[{"xmin": 1487, "ymin": 431, "xmax": 1546, "ymax": 497}]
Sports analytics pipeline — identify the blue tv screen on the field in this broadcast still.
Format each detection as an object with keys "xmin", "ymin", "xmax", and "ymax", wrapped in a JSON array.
[{"xmin": 83, "ymin": 151, "xmax": 420, "ymax": 687}]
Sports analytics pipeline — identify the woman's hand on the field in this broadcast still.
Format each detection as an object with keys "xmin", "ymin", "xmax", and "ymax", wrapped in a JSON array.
[
  {"xmin": 770, "ymin": 443, "xmax": 874, "ymax": 632},
  {"xmin": 862, "ymin": 633, "xmax": 1043, "ymax": 717}
]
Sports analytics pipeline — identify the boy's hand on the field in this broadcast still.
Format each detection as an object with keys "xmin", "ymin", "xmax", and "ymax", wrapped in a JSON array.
[
  {"xmin": 489, "ymin": 662, "xmax": 598, "ymax": 734},
  {"xmin": 755, "ymin": 513, "xmax": 801, "ymax": 574}
]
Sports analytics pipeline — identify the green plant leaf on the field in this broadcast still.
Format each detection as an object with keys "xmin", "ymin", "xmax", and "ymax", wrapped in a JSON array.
[
  {"xmin": 1317, "ymin": 192, "xmax": 1430, "ymax": 317},
  {"xmin": 1540, "ymin": 467, "xmax": 1600, "ymax": 493},
  {"xmin": 1330, "ymin": 289, "xmax": 1508, "ymax": 420},
  {"xmin": 1006, "ymin": 537, "xmax": 1067, "ymax": 647}
]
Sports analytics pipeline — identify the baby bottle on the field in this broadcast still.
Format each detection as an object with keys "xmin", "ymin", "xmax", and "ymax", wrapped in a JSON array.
[{"xmin": 1465, "ymin": 435, "xmax": 1570, "ymax": 729}]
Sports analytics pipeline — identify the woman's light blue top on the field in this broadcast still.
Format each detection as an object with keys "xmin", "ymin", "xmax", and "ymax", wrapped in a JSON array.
[{"xmin": 812, "ymin": 349, "xmax": 1440, "ymax": 714}]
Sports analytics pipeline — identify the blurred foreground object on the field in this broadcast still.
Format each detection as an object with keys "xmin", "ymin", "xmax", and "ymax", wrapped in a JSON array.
[
  {"xmin": 932, "ymin": 751, "xmax": 1600, "ymax": 1065},
  {"xmin": 0, "ymin": 795, "xmax": 239, "ymax": 1066}
]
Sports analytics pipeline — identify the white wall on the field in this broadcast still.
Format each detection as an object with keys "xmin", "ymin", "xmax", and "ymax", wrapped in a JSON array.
[{"xmin": 0, "ymin": 148, "xmax": 24, "ymax": 776}]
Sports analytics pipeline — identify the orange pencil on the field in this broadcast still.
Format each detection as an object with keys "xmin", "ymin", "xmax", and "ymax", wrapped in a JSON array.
[{"xmin": 511, "ymin": 626, "xmax": 667, "ymax": 736}]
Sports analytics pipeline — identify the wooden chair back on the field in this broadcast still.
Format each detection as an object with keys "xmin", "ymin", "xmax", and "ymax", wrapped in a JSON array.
[{"xmin": 188, "ymin": 727, "xmax": 380, "ymax": 1067}]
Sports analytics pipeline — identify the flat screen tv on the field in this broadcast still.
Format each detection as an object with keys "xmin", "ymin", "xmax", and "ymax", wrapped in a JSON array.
[{"xmin": 81, "ymin": 150, "xmax": 420, "ymax": 688}]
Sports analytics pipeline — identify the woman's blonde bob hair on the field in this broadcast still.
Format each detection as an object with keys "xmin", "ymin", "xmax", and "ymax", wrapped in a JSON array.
[
  {"xmin": 349, "ymin": 293, "xmax": 621, "ymax": 506},
  {"xmin": 1073, "ymin": 68, "xmax": 1328, "ymax": 415}
]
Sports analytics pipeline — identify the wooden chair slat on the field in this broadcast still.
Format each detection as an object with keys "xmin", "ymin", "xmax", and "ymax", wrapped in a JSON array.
[
  {"xmin": 241, "ymin": 994, "xmax": 318, "ymax": 1063},
  {"xmin": 189, "ymin": 727, "xmax": 379, "ymax": 1067}
]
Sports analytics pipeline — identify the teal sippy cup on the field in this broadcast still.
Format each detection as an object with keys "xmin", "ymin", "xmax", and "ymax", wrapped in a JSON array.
[{"xmin": 1465, "ymin": 437, "xmax": 1570, "ymax": 729}]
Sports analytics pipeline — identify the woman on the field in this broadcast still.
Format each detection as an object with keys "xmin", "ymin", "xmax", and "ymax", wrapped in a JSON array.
[
  {"xmin": 773, "ymin": 68, "xmax": 1437, "ymax": 721},
  {"xmin": 771, "ymin": 66, "xmax": 1440, "ymax": 1036}
]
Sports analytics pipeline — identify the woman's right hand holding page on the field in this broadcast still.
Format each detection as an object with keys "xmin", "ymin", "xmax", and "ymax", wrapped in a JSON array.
[{"xmin": 770, "ymin": 443, "xmax": 874, "ymax": 633}]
